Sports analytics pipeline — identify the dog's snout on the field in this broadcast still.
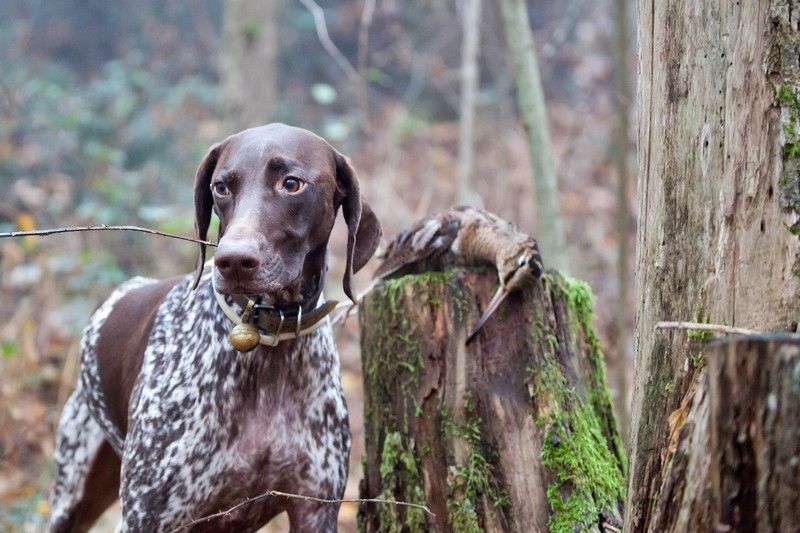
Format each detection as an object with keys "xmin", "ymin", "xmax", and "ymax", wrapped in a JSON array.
[{"xmin": 215, "ymin": 241, "xmax": 261, "ymax": 278}]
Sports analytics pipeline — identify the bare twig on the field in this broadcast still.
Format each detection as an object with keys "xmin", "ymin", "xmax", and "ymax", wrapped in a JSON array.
[
  {"xmin": 298, "ymin": 0, "xmax": 361, "ymax": 85},
  {"xmin": 331, "ymin": 279, "xmax": 380, "ymax": 327},
  {"xmin": 655, "ymin": 321, "xmax": 759, "ymax": 336},
  {"xmin": 171, "ymin": 488, "xmax": 434, "ymax": 532},
  {"xmin": 0, "ymin": 225, "xmax": 216, "ymax": 247}
]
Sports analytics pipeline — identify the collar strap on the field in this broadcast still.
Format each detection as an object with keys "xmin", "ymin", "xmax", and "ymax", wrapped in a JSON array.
[{"xmin": 212, "ymin": 275, "xmax": 338, "ymax": 348}]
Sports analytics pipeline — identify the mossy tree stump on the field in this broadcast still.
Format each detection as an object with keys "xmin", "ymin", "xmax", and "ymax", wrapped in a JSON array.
[{"xmin": 357, "ymin": 268, "xmax": 626, "ymax": 532}]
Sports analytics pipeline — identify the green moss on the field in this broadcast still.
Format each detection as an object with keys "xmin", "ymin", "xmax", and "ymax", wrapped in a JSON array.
[
  {"xmin": 440, "ymin": 395, "xmax": 509, "ymax": 532},
  {"xmin": 560, "ymin": 274, "xmax": 627, "ymax": 475},
  {"xmin": 531, "ymin": 273, "xmax": 626, "ymax": 533},
  {"xmin": 376, "ymin": 432, "xmax": 427, "ymax": 532},
  {"xmin": 535, "ymin": 364, "xmax": 625, "ymax": 533},
  {"xmin": 686, "ymin": 310, "xmax": 714, "ymax": 341},
  {"xmin": 689, "ymin": 352, "xmax": 705, "ymax": 369}
]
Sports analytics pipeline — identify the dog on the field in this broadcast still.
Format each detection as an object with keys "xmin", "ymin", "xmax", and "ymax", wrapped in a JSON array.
[{"xmin": 48, "ymin": 123, "xmax": 382, "ymax": 532}]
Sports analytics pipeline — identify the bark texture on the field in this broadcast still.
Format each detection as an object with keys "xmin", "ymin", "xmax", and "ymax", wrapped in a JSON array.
[
  {"xmin": 499, "ymin": 0, "xmax": 568, "ymax": 272},
  {"xmin": 358, "ymin": 269, "xmax": 625, "ymax": 532},
  {"xmin": 221, "ymin": 0, "xmax": 282, "ymax": 129},
  {"xmin": 629, "ymin": 2, "xmax": 800, "ymax": 530},
  {"xmin": 649, "ymin": 334, "xmax": 800, "ymax": 532}
]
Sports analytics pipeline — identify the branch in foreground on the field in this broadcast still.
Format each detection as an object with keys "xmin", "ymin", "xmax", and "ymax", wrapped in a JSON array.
[
  {"xmin": 655, "ymin": 321, "xmax": 759, "ymax": 336},
  {"xmin": 0, "ymin": 225, "xmax": 216, "ymax": 247},
  {"xmin": 171, "ymin": 488, "xmax": 434, "ymax": 532}
]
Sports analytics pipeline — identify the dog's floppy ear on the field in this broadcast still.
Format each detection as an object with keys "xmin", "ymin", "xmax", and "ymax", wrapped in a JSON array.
[
  {"xmin": 192, "ymin": 142, "xmax": 224, "ymax": 289},
  {"xmin": 335, "ymin": 151, "xmax": 382, "ymax": 303}
]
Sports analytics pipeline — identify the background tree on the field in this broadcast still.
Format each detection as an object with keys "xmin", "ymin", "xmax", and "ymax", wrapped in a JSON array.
[
  {"xmin": 499, "ymin": 0, "xmax": 568, "ymax": 272},
  {"xmin": 456, "ymin": 0, "xmax": 482, "ymax": 206},
  {"xmin": 221, "ymin": 0, "xmax": 283, "ymax": 129},
  {"xmin": 626, "ymin": 1, "xmax": 800, "ymax": 530}
]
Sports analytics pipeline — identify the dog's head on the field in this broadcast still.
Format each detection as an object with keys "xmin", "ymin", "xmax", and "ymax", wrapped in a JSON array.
[{"xmin": 192, "ymin": 123, "xmax": 381, "ymax": 305}]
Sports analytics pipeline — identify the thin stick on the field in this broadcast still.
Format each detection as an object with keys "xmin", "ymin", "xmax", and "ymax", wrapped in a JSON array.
[
  {"xmin": 171, "ymin": 488, "xmax": 434, "ymax": 532},
  {"xmin": 298, "ymin": 0, "xmax": 361, "ymax": 85},
  {"xmin": 0, "ymin": 225, "xmax": 216, "ymax": 247},
  {"xmin": 331, "ymin": 278, "xmax": 380, "ymax": 327},
  {"xmin": 655, "ymin": 321, "xmax": 758, "ymax": 336}
]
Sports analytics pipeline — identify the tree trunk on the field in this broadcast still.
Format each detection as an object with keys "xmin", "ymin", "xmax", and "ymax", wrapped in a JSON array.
[
  {"xmin": 649, "ymin": 334, "xmax": 800, "ymax": 532},
  {"xmin": 629, "ymin": 2, "xmax": 800, "ymax": 531},
  {"xmin": 357, "ymin": 269, "xmax": 625, "ymax": 532},
  {"xmin": 221, "ymin": 0, "xmax": 282, "ymax": 130},
  {"xmin": 498, "ymin": 0, "xmax": 568, "ymax": 272},
  {"xmin": 457, "ymin": 0, "xmax": 482, "ymax": 206}
]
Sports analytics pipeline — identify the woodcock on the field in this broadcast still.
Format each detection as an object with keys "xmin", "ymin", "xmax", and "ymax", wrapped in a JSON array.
[{"xmin": 374, "ymin": 206, "xmax": 544, "ymax": 343}]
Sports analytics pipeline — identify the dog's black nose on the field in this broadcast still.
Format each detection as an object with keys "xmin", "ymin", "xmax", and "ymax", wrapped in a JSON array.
[{"xmin": 215, "ymin": 241, "xmax": 261, "ymax": 279}]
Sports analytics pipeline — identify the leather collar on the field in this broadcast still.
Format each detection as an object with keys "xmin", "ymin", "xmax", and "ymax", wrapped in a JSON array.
[{"xmin": 211, "ymin": 269, "xmax": 338, "ymax": 347}]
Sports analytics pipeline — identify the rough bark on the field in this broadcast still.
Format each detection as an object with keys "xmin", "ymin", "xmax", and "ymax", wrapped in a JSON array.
[
  {"xmin": 649, "ymin": 334, "xmax": 800, "ymax": 532},
  {"xmin": 498, "ymin": 0, "xmax": 568, "ymax": 272},
  {"xmin": 221, "ymin": 0, "xmax": 282, "ymax": 129},
  {"xmin": 629, "ymin": 2, "xmax": 800, "ymax": 531},
  {"xmin": 358, "ymin": 269, "xmax": 625, "ymax": 532}
]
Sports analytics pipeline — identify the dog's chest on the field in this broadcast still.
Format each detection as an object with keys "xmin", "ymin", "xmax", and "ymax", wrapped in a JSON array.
[{"xmin": 121, "ymin": 278, "xmax": 351, "ymax": 522}]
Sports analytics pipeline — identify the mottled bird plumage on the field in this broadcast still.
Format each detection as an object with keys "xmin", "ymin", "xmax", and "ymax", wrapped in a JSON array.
[{"xmin": 375, "ymin": 206, "xmax": 544, "ymax": 342}]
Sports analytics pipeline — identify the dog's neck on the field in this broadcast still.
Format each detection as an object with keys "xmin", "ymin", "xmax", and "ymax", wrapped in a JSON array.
[{"xmin": 212, "ymin": 242, "xmax": 338, "ymax": 351}]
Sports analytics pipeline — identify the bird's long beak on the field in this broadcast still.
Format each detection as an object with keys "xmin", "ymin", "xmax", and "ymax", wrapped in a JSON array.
[{"xmin": 466, "ymin": 284, "xmax": 511, "ymax": 344}]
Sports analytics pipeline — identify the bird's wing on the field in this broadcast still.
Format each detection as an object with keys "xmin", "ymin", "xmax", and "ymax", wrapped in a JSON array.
[{"xmin": 374, "ymin": 211, "xmax": 461, "ymax": 279}]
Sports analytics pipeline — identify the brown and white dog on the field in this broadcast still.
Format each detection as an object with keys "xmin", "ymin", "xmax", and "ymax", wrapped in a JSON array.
[{"xmin": 48, "ymin": 124, "xmax": 381, "ymax": 532}]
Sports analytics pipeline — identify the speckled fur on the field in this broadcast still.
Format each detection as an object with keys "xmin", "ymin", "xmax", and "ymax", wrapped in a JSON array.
[{"xmin": 49, "ymin": 268, "xmax": 350, "ymax": 532}]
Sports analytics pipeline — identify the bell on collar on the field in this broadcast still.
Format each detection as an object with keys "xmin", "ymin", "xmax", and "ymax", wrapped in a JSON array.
[
  {"xmin": 230, "ymin": 322, "xmax": 260, "ymax": 352},
  {"xmin": 229, "ymin": 299, "xmax": 260, "ymax": 352}
]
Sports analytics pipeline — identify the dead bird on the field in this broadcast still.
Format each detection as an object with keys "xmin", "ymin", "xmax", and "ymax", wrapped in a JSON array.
[{"xmin": 375, "ymin": 206, "xmax": 544, "ymax": 343}]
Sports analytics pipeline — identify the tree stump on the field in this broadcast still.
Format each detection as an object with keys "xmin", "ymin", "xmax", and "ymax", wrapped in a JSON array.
[
  {"xmin": 357, "ymin": 268, "xmax": 626, "ymax": 532},
  {"xmin": 649, "ymin": 334, "xmax": 800, "ymax": 532}
]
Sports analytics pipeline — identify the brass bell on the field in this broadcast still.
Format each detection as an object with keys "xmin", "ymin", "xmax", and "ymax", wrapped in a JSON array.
[{"xmin": 230, "ymin": 322, "xmax": 260, "ymax": 352}]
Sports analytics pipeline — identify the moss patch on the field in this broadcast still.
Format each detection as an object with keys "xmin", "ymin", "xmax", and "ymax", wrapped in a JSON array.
[
  {"xmin": 532, "ymin": 273, "xmax": 626, "ymax": 532},
  {"xmin": 561, "ymin": 274, "xmax": 627, "ymax": 474},
  {"xmin": 440, "ymin": 395, "xmax": 510, "ymax": 532},
  {"xmin": 375, "ymin": 432, "xmax": 427, "ymax": 532}
]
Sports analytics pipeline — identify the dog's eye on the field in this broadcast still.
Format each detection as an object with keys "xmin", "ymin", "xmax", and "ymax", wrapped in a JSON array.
[
  {"xmin": 211, "ymin": 182, "xmax": 231, "ymax": 196},
  {"xmin": 281, "ymin": 177, "xmax": 305, "ymax": 193}
]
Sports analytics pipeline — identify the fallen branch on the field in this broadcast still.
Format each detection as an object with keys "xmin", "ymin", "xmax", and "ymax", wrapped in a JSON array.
[
  {"xmin": 0, "ymin": 225, "xmax": 216, "ymax": 247},
  {"xmin": 171, "ymin": 488, "xmax": 434, "ymax": 532},
  {"xmin": 655, "ymin": 321, "xmax": 759, "ymax": 336}
]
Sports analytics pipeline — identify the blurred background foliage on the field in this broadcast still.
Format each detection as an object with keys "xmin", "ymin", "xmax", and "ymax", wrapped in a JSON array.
[{"xmin": 0, "ymin": 0, "xmax": 633, "ymax": 530}]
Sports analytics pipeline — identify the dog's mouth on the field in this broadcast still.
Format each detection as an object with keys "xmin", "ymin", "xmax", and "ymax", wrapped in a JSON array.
[{"xmin": 213, "ymin": 271, "xmax": 303, "ymax": 306}]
